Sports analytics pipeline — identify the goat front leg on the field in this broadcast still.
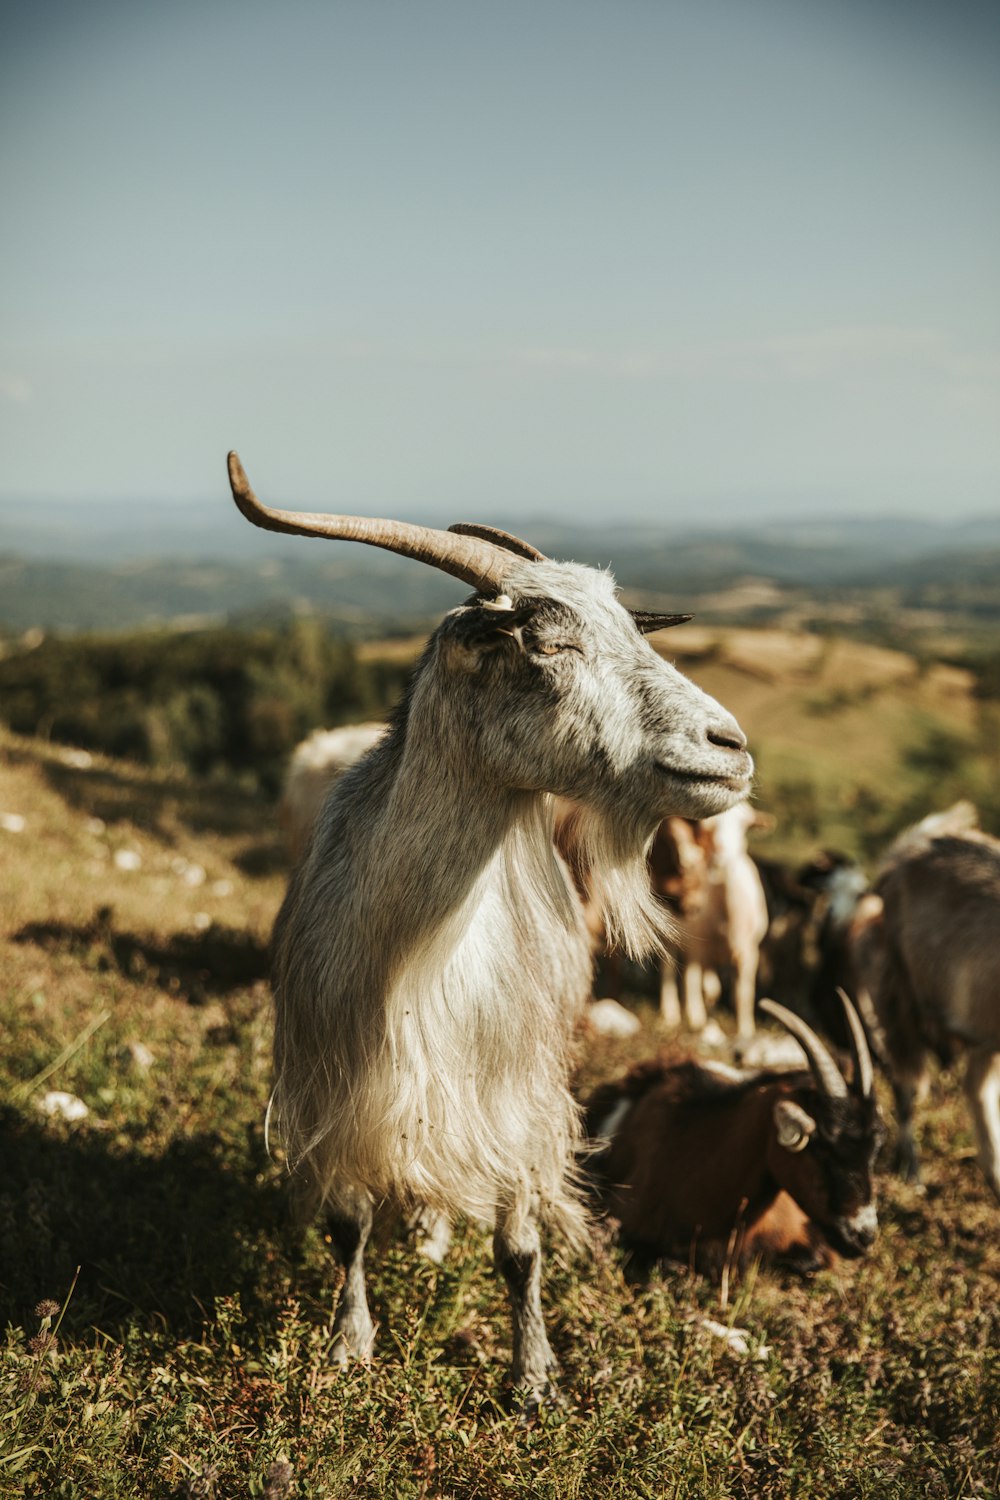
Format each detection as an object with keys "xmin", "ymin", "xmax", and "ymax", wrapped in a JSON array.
[
  {"xmin": 494, "ymin": 1208, "xmax": 558, "ymax": 1409},
  {"xmin": 659, "ymin": 958, "xmax": 683, "ymax": 1028},
  {"xmin": 964, "ymin": 1047, "xmax": 1000, "ymax": 1202},
  {"xmin": 891, "ymin": 1070, "xmax": 924, "ymax": 1186},
  {"xmin": 733, "ymin": 955, "xmax": 757, "ymax": 1039},
  {"xmin": 683, "ymin": 959, "xmax": 708, "ymax": 1031},
  {"xmin": 326, "ymin": 1185, "xmax": 377, "ymax": 1365}
]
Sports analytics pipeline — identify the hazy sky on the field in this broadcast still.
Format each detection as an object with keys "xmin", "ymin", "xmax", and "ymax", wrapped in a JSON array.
[{"xmin": 1, "ymin": 0, "xmax": 998, "ymax": 525}]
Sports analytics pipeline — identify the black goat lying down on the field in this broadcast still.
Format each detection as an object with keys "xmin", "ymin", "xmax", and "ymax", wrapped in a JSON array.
[{"xmin": 585, "ymin": 997, "xmax": 883, "ymax": 1275}]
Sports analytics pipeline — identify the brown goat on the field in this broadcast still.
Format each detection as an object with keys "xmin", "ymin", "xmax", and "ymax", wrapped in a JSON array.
[
  {"xmin": 847, "ymin": 807, "xmax": 1000, "ymax": 1199},
  {"xmin": 585, "ymin": 996, "xmax": 882, "ymax": 1275}
]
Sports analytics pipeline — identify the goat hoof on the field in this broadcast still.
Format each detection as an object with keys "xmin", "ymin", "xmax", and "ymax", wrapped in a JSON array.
[
  {"xmin": 511, "ymin": 1381, "xmax": 566, "ymax": 1425},
  {"xmin": 329, "ymin": 1321, "xmax": 376, "ymax": 1368}
]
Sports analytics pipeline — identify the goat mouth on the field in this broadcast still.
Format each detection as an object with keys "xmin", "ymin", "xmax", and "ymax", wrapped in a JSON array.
[
  {"xmin": 655, "ymin": 765, "xmax": 753, "ymax": 792},
  {"xmin": 825, "ymin": 1223, "xmax": 873, "ymax": 1259}
]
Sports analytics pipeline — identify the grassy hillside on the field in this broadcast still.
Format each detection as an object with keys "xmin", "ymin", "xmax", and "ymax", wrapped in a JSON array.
[{"xmin": 1, "ymin": 723, "xmax": 999, "ymax": 1497}]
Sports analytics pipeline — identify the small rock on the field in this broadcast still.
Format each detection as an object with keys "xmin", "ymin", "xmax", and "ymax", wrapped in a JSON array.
[
  {"xmin": 37, "ymin": 1091, "xmax": 90, "ymax": 1123},
  {"xmin": 125, "ymin": 1041, "xmax": 155, "ymax": 1072},
  {"xmin": 700, "ymin": 1018, "xmax": 728, "ymax": 1048},
  {"xmin": 60, "ymin": 748, "xmax": 93, "ymax": 769},
  {"xmin": 114, "ymin": 849, "xmax": 142, "ymax": 872},
  {"xmin": 192, "ymin": 912, "xmax": 212, "ymax": 931},
  {"xmin": 700, "ymin": 1317, "xmax": 771, "ymax": 1362},
  {"xmin": 587, "ymin": 998, "xmax": 641, "ymax": 1038},
  {"xmin": 182, "ymin": 863, "xmax": 207, "ymax": 887},
  {"xmin": 211, "ymin": 879, "xmax": 233, "ymax": 898},
  {"xmin": 1, "ymin": 813, "xmax": 26, "ymax": 833},
  {"xmin": 735, "ymin": 1030, "xmax": 806, "ymax": 1070},
  {"xmin": 86, "ymin": 817, "xmax": 107, "ymax": 836}
]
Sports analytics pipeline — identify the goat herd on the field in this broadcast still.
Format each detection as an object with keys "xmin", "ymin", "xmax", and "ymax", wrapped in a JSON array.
[{"xmin": 228, "ymin": 453, "xmax": 1000, "ymax": 1409}]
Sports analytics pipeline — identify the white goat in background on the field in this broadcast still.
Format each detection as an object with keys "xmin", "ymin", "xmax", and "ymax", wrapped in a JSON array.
[
  {"xmin": 227, "ymin": 452, "xmax": 753, "ymax": 1403},
  {"xmin": 658, "ymin": 803, "xmax": 770, "ymax": 1037},
  {"xmin": 279, "ymin": 722, "xmax": 386, "ymax": 862}
]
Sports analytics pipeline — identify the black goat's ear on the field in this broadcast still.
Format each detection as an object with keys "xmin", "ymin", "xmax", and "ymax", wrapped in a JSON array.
[
  {"xmin": 773, "ymin": 1098, "xmax": 816, "ymax": 1153},
  {"xmin": 631, "ymin": 611, "xmax": 693, "ymax": 634}
]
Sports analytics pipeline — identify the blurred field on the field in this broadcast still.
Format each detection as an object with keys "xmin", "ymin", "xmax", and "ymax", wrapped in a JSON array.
[{"xmin": 1, "ymin": 647, "xmax": 999, "ymax": 1496}]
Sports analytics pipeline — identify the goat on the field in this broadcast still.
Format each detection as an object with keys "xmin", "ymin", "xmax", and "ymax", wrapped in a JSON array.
[
  {"xmin": 656, "ymin": 803, "xmax": 771, "ymax": 1037},
  {"xmin": 796, "ymin": 850, "xmax": 872, "ymax": 1043},
  {"xmin": 845, "ymin": 805, "xmax": 1000, "ymax": 1200},
  {"xmin": 226, "ymin": 452, "xmax": 753, "ymax": 1401},
  {"xmin": 752, "ymin": 849, "xmax": 862, "ymax": 1019},
  {"xmin": 585, "ymin": 994, "xmax": 881, "ymax": 1275},
  {"xmin": 279, "ymin": 723, "xmax": 386, "ymax": 862}
]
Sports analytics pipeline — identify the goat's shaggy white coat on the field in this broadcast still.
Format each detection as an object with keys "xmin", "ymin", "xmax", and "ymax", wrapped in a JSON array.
[
  {"xmin": 279, "ymin": 722, "xmax": 386, "ymax": 862},
  {"xmin": 267, "ymin": 555, "xmax": 752, "ymax": 1393}
]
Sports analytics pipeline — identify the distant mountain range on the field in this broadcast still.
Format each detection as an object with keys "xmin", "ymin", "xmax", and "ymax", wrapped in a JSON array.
[{"xmin": 0, "ymin": 495, "xmax": 998, "ymax": 634}]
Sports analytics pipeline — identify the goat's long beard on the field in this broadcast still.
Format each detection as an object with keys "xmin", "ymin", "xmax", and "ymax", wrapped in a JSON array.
[{"xmin": 558, "ymin": 802, "xmax": 676, "ymax": 961}]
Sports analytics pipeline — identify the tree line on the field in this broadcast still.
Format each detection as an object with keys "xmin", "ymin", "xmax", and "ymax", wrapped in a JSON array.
[{"xmin": 0, "ymin": 620, "xmax": 412, "ymax": 792}]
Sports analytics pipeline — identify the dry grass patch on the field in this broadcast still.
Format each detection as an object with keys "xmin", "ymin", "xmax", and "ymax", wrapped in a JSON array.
[{"xmin": 2, "ymin": 726, "xmax": 999, "ymax": 1497}]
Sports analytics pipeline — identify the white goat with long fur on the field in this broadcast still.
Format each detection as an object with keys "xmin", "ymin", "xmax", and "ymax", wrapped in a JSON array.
[
  {"xmin": 279, "ymin": 722, "xmax": 386, "ymax": 862},
  {"xmin": 227, "ymin": 452, "xmax": 753, "ymax": 1403}
]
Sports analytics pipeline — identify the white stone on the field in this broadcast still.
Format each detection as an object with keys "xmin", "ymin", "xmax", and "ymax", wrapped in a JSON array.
[
  {"xmin": 587, "ymin": 998, "xmax": 642, "ymax": 1038},
  {"xmin": 37, "ymin": 1090, "xmax": 90, "ymax": 1123},
  {"xmin": 125, "ymin": 1041, "xmax": 155, "ymax": 1072},
  {"xmin": 701, "ymin": 1317, "xmax": 771, "ymax": 1362}
]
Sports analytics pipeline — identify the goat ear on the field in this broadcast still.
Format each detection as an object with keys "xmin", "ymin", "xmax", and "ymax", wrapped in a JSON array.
[
  {"xmin": 773, "ymin": 1099, "xmax": 816, "ymax": 1153},
  {"xmin": 439, "ymin": 598, "xmax": 540, "ymax": 669}
]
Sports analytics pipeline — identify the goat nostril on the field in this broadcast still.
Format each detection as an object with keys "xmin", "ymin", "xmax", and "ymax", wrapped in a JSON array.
[{"xmin": 707, "ymin": 723, "xmax": 747, "ymax": 754}]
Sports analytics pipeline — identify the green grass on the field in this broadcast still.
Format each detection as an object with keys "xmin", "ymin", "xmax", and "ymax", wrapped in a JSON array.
[{"xmin": 1, "ymin": 725, "xmax": 999, "ymax": 1498}]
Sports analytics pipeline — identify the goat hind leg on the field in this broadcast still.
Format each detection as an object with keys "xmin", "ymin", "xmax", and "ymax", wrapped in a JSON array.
[
  {"xmin": 494, "ymin": 1207, "xmax": 558, "ymax": 1407},
  {"xmin": 963, "ymin": 1047, "xmax": 1000, "ymax": 1202},
  {"xmin": 407, "ymin": 1203, "xmax": 453, "ymax": 1264},
  {"xmin": 326, "ymin": 1184, "xmax": 377, "ymax": 1365}
]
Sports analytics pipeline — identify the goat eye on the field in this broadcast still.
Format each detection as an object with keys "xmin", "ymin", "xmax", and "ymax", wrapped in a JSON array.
[{"xmin": 532, "ymin": 641, "xmax": 581, "ymax": 657}]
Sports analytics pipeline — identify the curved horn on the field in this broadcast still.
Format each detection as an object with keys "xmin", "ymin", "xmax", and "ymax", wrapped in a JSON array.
[
  {"xmin": 448, "ymin": 523, "xmax": 547, "ymax": 562},
  {"xmin": 837, "ymin": 987, "xmax": 875, "ymax": 1098},
  {"xmin": 631, "ymin": 611, "xmax": 694, "ymax": 634},
  {"xmin": 759, "ymin": 999, "xmax": 848, "ymax": 1100},
  {"xmin": 227, "ymin": 452, "xmax": 516, "ymax": 595}
]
